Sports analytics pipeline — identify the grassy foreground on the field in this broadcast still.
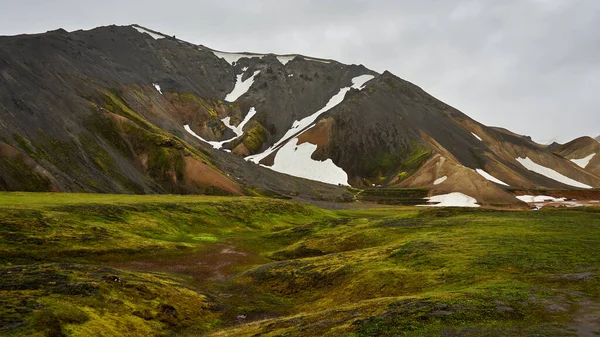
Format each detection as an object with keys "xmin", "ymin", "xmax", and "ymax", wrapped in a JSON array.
[{"xmin": 1, "ymin": 192, "xmax": 600, "ymax": 336}]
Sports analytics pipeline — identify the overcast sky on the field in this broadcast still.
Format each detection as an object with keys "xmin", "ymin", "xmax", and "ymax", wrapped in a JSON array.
[{"xmin": 1, "ymin": 0, "xmax": 598, "ymax": 143}]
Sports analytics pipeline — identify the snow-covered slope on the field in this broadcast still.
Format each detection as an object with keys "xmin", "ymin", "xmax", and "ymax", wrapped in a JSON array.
[
  {"xmin": 570, "ymin": 153, "xmax": 596, "ymax": 169},
  {"xmin": 475, "ymin": 169, "xmax": 509, "ymax": 186},
  {"xmin": 132, "ymin": 25, "xmax": 166, "ymax": 40},
  {"xmin": 246, "ymin": 74, "xmax": 374, "ymax": 165},
  {"xmin": 270, "ymin": 138, "xmax": 349, "ymax": 186},
  {"xmin": 224, "ymin": 70, "xmax": 260, "ymax": 102},
  {"xmin": 516, "ymin": 157, "xmax": 592, "ymax": 189}
]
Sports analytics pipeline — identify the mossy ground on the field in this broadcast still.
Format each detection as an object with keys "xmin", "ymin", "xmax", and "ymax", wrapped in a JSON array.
[{"xmin": 1, "ymin": 193, "xmax": 600, "ymax": 336}]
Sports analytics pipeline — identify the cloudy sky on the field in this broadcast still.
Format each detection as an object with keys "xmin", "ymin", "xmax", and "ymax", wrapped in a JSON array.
[{"xmin": 1, "ymin": 0, "xmax": 598, "ymax": 143}]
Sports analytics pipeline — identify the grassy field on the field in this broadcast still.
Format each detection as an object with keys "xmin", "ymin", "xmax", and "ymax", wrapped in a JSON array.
[{"xmin": 1, "ymin": 193, "xmax": 599, "ymax": 336}]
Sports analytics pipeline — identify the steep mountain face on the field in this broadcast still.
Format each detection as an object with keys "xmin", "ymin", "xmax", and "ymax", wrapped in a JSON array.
[
  {"xmin": 0, "ymin": 24, "xmax": 598, "ymax": 205},
  {"xmin": 0, "ymin": 25, "xmax": 350, "ymax": 200}
]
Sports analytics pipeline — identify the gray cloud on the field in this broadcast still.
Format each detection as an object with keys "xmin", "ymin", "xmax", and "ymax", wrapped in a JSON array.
[{"xmin": 1, "ymin": 0, "xmax": 598, "ymax": 143}]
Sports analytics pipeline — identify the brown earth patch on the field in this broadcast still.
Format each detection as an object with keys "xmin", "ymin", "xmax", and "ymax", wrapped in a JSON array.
[
  {"xmin": 183, "ymin": 156, "xmax": 244, "ymax": 195},
  {"xmin": 297, "ymin": 118, "xmax": 332, "ymax": 148},
  {"xmin": 107, "ymin": 243, "xmax": 265, "ymax": 284},
  {"xmin": 232, "ymin": 143, "xmax": 250, "ymax": 157}
]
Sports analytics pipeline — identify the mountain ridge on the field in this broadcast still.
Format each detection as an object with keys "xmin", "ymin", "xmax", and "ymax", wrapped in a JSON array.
[{"xmin": 0, "ymin": 24, "xmax": 598, "ymax": 206}]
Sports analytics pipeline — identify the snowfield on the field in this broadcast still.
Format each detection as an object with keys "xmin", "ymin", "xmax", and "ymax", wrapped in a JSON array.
[
  {"xmin": 246, "ymin": 74, "xmax": 375, "ymax": 164},
  {"xmin": 475, "ymin": 169, "xmax": 509, "ymax": 186},
  {"xmin": 418, "ymin": 192, "xmax": 480, "ymax": 208},
  {"xmin": 433, "ymin": 176, "xmax": 447, "ymax": 185},
  {"xmin": 270, "ymin": 138, "xmax": 349, "ymax": 186},
  {"xmin": 224, "ymin": 70, "xmax": 261, "ymax": 102},
  {"xmin": 471, "ymin": 132, "xmax": 482, "ymax": 141},
  {"xmin": 132, "ymin": 26, "xmax": 165, "ymax": 40},
  {"xmin": 516, "ymin": 157, "xmax": 592, "ymax": 189},
  {"xmin": 570, "ymin": 153, "xmax": 596, "ymax": 169}
]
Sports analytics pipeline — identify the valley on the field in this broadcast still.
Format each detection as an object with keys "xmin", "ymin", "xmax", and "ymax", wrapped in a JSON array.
[{"xmin": 1, "ymin": 193, "xmax": 600, "ymax": 336}]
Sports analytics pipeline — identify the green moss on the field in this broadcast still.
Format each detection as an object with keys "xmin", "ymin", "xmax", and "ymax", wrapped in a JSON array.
[
  {"xmin": 242, "ymin": 123, "xmax": 268, "ymax": 153},
  {"xmin": 101, "ymin": 91, "xmax": 152, "ymax": 130},
  {"xmin": 1, "ymin": 194, "xmax": 600, "ymax": 336},
  {"xmin": 12, "ymin": 134, "xmax": 38, "ymax": 160}
]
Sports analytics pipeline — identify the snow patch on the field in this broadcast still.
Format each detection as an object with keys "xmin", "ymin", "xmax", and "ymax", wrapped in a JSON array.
[
  {"xmin": 303, "ymin": 57, "xmax": 330, "ymax": 64},
  {"xmin": 184, "ymin": 125, "xmax": 236, "ymax": 150},
  {"xmin": 245, "ymin": 74, "xmax": 374, "ymax": 164},
  {"xmin": 288, "ymin": 74, "xmax": 294, "ymax": 77},
  {"xmin": 351, "ymin": 75, "xmax": 375, "ymax": 90},
  {"xmin": 222, "ymin": 107, "xmax": 257, "ymax": 137},
  {"xmin": 516, "ymin": 195, "xmax": 589, "ymax": 208},
  {"xmin": 224, "ymin": 70, "xmax": 261, "ymax": 102},
  {"xmin": 270, "ymin": 138, "xmax": 349, "ymax": 186},
  {"xmin": 184, "ymin": 107, "xmax": 257, "ymax": 150},
  {"xmin": 516, "ymin": 157, "xmax": 592, "ymax": 189},
  {"xmin": 132, "ymin": 26, "xmax": 166, "ymax": 40},
  {"xmin": 475, "ymin": 169, "xmax": 509, "ymax": 186},
  {"xmin": 571, "ymin": 153, "xmax": 596, "ymax": 169},
  {"xmin": 471, "ymin": 132, "xmax": 482, "ymax": 141},
  {"xmin": 241, "ymin": 67, "xmax": 248, "ymax": 72},
  {"xmin": 516, "ymin": 195, "xmax": 567, "ymax": 203},
  {"xmin": 277, "ymin": 55, "xmax": 296, "ymax": 65},
  {"xmin": 433, "ymin": 176, "xmax": 447, "ymax": 185},
  {"xmin": 152, "ymin": 83, "xmax": 163, "ymax": 95},
  {"xmin": 418, "ymin": 192, "xmax": 480, "ymax": 208},
  {"xmin": 212, "ymin": 51, "xmax": 264, "ymax": 65}
]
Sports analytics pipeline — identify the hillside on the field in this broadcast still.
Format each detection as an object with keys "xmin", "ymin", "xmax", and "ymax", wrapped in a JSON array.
[
  {"xmin": 2, "ymin": 193, "xmax": 600, "ymax": 336},
  {"xmin": 553, "ymin": 136, "xmax": 600, "ymax": 177},
  {"xmin": 1, "ymin": 25, "xmax": 599, "ymax": 206}
]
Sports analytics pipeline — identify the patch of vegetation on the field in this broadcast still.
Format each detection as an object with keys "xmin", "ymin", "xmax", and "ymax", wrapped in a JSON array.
[
  {"xmin": 241, "ymin": 122, "xmax": 268, "ymax": 153},
  {"xmin": 1, "ymin": 193, "xmax": 599, "ymax": 336},
  {"xmin": 357, "ymin": 188, "xmax": 429, "ymax": 205},
  {"xmin": 360, "ymin": 142, "xmax": 431, "ymax": 181},
  {"xmin": 0, "ymin": 154, "xmax": 52, "ymax": 191}
]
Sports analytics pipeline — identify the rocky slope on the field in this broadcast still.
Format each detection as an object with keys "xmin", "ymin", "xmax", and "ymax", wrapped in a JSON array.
[{"xmin": 0, "ymin": 24, "xmax": 598, "ymax": 205}]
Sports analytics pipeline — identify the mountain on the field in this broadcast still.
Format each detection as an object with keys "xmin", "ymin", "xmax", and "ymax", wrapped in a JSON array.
[
  {"xmin": 1, "ymin": 24, "xmax": 598, "ymax": 205},
  {"xmin": 552, "ymin": 136, "xmax": 600, "ymax": 177}
]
